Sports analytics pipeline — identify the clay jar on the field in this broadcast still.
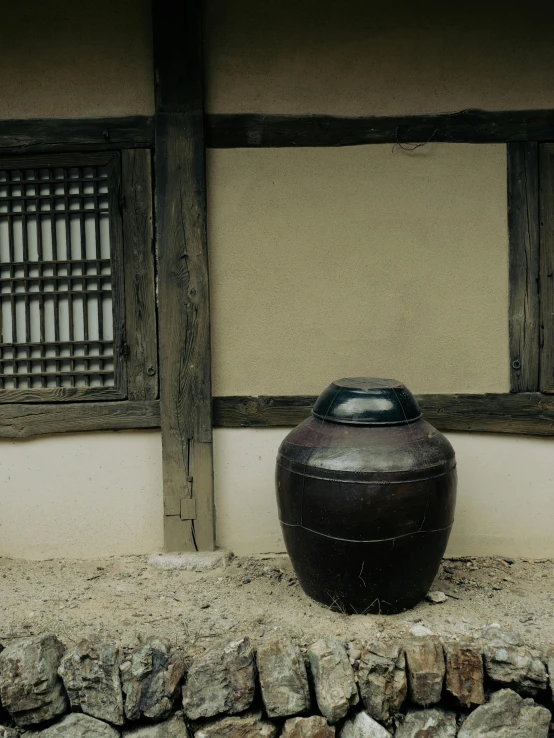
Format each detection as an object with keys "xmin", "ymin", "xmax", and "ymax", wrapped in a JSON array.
[{"xmin": 275, "ymin": 378, "xmax": 457, "ymax": 614}]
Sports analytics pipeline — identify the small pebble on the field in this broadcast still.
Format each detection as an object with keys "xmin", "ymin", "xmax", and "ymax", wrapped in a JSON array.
[
  {"xmin": 410, "ymin": 624, "xmax": 434, "ymax": 637},
  {"xmin": 426, "ymin": 591, "xmax": 448, "ymax": 604}
]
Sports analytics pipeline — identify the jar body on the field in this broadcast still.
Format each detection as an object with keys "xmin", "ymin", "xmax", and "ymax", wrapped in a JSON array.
[{"xmin": 276, "ymin": 415, "xmax": 456, "ymax": 614}]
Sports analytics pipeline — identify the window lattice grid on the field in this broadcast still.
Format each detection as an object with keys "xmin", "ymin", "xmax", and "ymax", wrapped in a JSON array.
[{"xmin": 0, "ymin": 164, "xmax": 115, "ymax": 389}]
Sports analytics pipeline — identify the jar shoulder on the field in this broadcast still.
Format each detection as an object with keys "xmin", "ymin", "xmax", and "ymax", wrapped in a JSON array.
[{"xmin": 278, "ymin": 416, "xmax": 455, "ymax": 474}]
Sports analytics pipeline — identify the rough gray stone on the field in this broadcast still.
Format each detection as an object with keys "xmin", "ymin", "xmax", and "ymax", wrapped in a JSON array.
[
  {"xmin": 357, "ymin": 642, "xmax": 406, "ymax": 724},
  {"xmin": 347, "ymin": 642, "xmax": 363, "ymax": 667},
  {"xmin": 123, "ymin": 712, "xmax": 190, "ymax": 737},
  {"xmin": 339, "ymin": 711, "xmax": 392, "ymax": 738},
  {"xmin": 148, "ymin": 551, "xmax": 232, "ymax": 571},
  {"xmin": 547, "ymin": 647, "xmax": 554, "ymax": 702},
  {"xmin": 482, "ymin": 627, "xmax": 548, "ymax": 695},
  {"xmin": 120, "ymin": 638, "xmax": 186, "ymax": 722},
  {"xmin": 282, "ymin": 716, "xmax": 335, "ymax": 738},
  {"xmin": 404, "ymin": 637, "xmax": 445, "ymax": 705},
  {"xmin": 307, "ymin": 639, "xmax": 358, "ymax": 723},
  {"xmin": 0, "ymin": 634, "xmax": 68, "ymax": 727},
  {"xmin": 256, "ymin": 638, "xmax": 310, "ymax": 718},
  {"xmin": 409, "ymin": 625, "xmax": 434, "ymax": 637},
  {"xmin": 193, "ymin": 712, "xmax": 278, "ymax": 738},
  {"xmin": 396, "ymin": 709, "xmax": 457, "ymax": 738},
  {"xmin": 59, "ymin": 639, "xmax": 124, "ymax": 725},
  {"xmin": 443, "ymin": 639, "xmax": 484, "ymax": 709},
  {"xmin": 458, "ymin": 688, "xmax": 550, "ymax": 738},
  {"xmin": 182, "ymin": 637, "xmax": 255, "ymax": 720},
  {"xmin": 0, "ymin": 728, "xmax": 18, "ymax": 738},
  {"xmin": 33, "ymin": 713, "xmax": 120, "ymax": 737}
]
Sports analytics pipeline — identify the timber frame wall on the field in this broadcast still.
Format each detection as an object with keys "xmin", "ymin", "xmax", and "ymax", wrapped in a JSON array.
[{"xmin": 1, "ymin": 2, "xmax": 554, "ymax": 550}]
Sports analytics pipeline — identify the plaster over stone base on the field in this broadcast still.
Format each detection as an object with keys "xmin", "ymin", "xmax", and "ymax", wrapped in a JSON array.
[{"xmin": 0, "ymin": 431, "xmax": 163, "ymax": 560}]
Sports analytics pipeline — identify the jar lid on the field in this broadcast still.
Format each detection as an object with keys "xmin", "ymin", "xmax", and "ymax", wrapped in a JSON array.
[{"xmin": 312, "ymin": 377, "xmax": 421, "ymax": 425}]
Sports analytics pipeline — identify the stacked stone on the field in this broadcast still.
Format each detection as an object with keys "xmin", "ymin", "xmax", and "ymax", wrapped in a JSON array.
[{"xmin": 0, "ymin": 629, "xmax": 552, "ymax": 736}]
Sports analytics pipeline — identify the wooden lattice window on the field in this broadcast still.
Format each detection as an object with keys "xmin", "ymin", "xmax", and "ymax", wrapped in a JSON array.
[{"xmin": 0, "ymin": 153, "xmax": 126, "ymax": 403}]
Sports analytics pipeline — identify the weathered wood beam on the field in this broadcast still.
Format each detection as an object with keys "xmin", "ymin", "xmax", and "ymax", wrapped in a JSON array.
[
  {"xmin": 121, "ymin": 149, "xmax": 158, "ymax": 401},
  {"xmin": 213, "ymin": 394, "xmax": 554, "ymax": 436},
  {"xmin": 0, "ymin": 116, "xmax": 153, "ymax": 153},
  {"xmin": 540, "ymin": 144, "xmax": 554, "ymax": 392},
  {"xmin": 507, "ymin": 143, "xmax": 540, "ymax": 392},
  {"xmin": 153, "ymin": 0, "xmax": 215, "ymax": 551},
  {"xmin": 206, "ymin": 109, "xmax": 554, "ymax": 148},
  {"xmin": 0, "ymin": 400, "xmax": 160, "ymax": 438},
  {"xmin": 13, "ymin": 393, "xmax": 554, "ymax": 438}
]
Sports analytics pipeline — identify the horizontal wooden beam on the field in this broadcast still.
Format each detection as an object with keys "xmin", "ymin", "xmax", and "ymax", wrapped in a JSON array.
[
  {"xmin": 0, "ymin": 400, "xmax": 160, "ymax": 438},
  {"xmin": 214, "ymin": 396, "xmax": 317, "ymax": 428},
  {"xmin": 206, "ymin": 109, "xmax": 554, "ymax": 148},
  {"xmin": 0, "ymin": 116, "xmax": 154, "ymax": 154},
  {"xmin": 7, "ymin": 393, "xmax": 554, "ymax": 437},
  {"xmin": 213, "ymin": 394, "xmax": 554, "ymax": 436}
]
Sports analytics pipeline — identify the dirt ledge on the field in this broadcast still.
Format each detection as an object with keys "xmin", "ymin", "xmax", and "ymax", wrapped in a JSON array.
[{"xmin": 0, "ymin": 554, "xmax": 553, "ymax": 648}]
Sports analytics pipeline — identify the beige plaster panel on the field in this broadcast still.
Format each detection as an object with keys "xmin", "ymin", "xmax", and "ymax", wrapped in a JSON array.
[
  {"xmin": 208, "ymin": 144, "xmax": 509, "ymax": 396},
  {"xmin": 0, "ymin": 430, "xmax": 163, "ymax": 560},
  {"xmin": 0, "ymin": 0, "xmax": 154, "ymax": 119},
  {"xmin": 204, "ymin": 0, "xmax": 554, "ymax": 116},
  {"xmin": 214, "ymin": 428, "xmax": 554, "ymax": 559}
]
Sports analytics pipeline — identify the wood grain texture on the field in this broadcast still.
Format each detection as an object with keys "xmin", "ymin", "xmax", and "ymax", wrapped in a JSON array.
[
  {"xmin": 0, "ymin": 116, "xmax": 153, "ymax": 154},
  {"xmin": 207, "ymin": 109, "xmax": 554, "ymax": 148},
  {"xmin": 106, "ymin": 153, "xmax": 127, "ymax": 399},
  {"xmin": 213, "ymin": 394, "xmax": 554, "ymax": 436},
  {"xmin": 540, "ymin": 144, "xmax": 554, "ymax": 392},
  {"xmin": 122, "ymin": 150, "xmax": 158, "ymax": 401},
  {"xmin": 214, "ymin": 395, "xmax": 318, "ymax": 427},
  {"xmin": 507, "ymin": 143, "xmax": 540, "ymax": 392},
  {"xmin": 154, "ymin": 0, "xmax": 215, "ymax": 551},
  {"xmin": 0, "ymin": 400, "xmax": 160, "ymax": 438},
  {"xmin": 0, "ymin": 386, "xmax": 125, "ymax": 404}
]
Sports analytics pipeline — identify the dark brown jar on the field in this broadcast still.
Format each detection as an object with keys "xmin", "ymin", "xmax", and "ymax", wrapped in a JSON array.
[{"xmin": 275, "ymin": 378, "xmax": 457, "ymax": 614}]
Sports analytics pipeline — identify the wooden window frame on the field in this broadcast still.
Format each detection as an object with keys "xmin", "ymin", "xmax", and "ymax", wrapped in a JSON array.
[
  {"xmin": 0, "ymin": 151, "xmax": 126, "ymax": 403},
  {"xmin": 0, "ymin": 142, "xmax": 159, "ymax": 437}
]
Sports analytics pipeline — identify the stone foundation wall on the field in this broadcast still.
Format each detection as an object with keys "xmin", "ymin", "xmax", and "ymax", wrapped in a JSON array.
[{"xmin": 0, "ymin": 627, "xmax": 552, "ymax": 736}]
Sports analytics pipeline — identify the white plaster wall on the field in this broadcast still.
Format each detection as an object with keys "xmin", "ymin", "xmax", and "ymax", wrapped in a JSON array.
[
  {"xmin": 205, "ymin": 0, "xmax": 554, "ymax": 116},
  {"xmin": 208, "ymin": 145, "xmax": 510, "ymax": 397},
  {"xmin": 0, "ymin": 430, "xmax": 163, "ymax": 560},
  {"xmin": 214, "ymin": 428, "xmax": 554, "ymax": 559},
  {"xmin": 0, "ymin": 0, "xmax": 154, "ymax": 119}
]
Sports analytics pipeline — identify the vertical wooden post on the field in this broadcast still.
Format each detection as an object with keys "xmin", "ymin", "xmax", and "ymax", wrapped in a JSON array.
[
  {"xmin": 539, "ymin": 144, "xmax": 554, "ymax": 393},
  {"xmin": 153, "ymin": 0, "xmax": 215, "ymax": 551},
  {"xmin": 507, "ymin": 142, "xmax": 540, "ymax": 393},
  {"xmin": 121, "ymin": 149, "xmax": 158, "ymax": 402}
]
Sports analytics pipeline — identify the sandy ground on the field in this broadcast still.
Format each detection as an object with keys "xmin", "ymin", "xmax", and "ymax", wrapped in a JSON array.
[{"xmin": 0, "ymin": 554, "xmax": 553, "ymax": 650}]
